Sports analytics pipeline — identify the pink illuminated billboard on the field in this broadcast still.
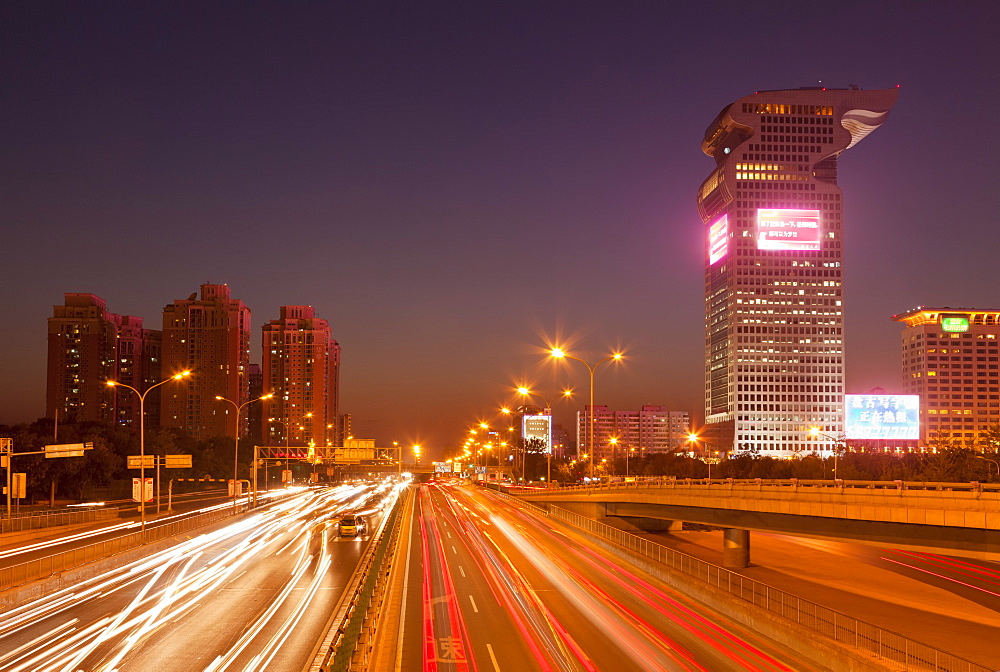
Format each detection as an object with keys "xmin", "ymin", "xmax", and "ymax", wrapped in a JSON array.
[
  {"xmin": 708, "ymin": 215, "xmax": 728, "ymax": 264},
  {"xmin": 756, "ymin": 209, "xmax": 821, "ymax": 251}
]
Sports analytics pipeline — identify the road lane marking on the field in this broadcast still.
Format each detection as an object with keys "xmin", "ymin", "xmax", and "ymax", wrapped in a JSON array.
[
  {"xmin": 459, "ymin": 566, "xmax": 465, "ymax": 577},
  {"xmin": 469, "ymin": 595, "xmax": 478, "ymax": 612},
  {"xmin": 447, "ymin": 531, "xmax": 452, "ymax": 539},
  {"xmin": 486, "ymin": 643, "xmax": 501, "ymax": 671},
  {"xmin": 451, "ymin": 545, "xmax": 457, "ymax": 554}
]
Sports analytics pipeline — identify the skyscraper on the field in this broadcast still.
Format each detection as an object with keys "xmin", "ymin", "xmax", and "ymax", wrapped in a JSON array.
[
  {"xmin": 161, "ymin": 284, "xmax": 251, "ymax": 439},
  {"xmin": 893, "ymin": 307, "xmax": 1000, "ymax": 443},
  {"xmin": 113, "ymin": 315, "xmax": 163, "ymax": 428},
  {"xmin": 262, "ymin": 306, "xmax": 341, "ymax": 449},
  {"xmin": 697, "ymin": 87, "xmax": 898, "ymax": 457}
]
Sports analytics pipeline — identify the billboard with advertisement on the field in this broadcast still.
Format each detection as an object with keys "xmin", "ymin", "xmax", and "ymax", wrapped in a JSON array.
[
  {"xmin": 756, "ymin": 209, "xmax": 821, "ymax": 251},
  {"xmin": 844, "ymin": 395, "xmax": 920, "ymax": 440},
  {"xmin": 708, "ymin": 214, "xmax": 729, "ymax": 265},
  {"xmin": 522, "ymin": 414, "xmax": 553, "ymax": 454},
  {"xmin": 941, "ymin": 315, "xmax": 970, "ymax": 332}
]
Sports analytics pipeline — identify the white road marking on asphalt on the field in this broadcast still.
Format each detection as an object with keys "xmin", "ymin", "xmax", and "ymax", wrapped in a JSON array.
[
  {"xmin": 469, "ymin": 595, "xmax": 478, "ymax": 612},
  {"xmin": 451, "ymin": 545, "xmax": 457, "ymax": 554},
  {"xmin": 486, "ymin": 643, "xmax": 501, "ymax": 671},
  {"xmin": 459, "ymin": 566, "xmax": 465, "ymax": 577}
]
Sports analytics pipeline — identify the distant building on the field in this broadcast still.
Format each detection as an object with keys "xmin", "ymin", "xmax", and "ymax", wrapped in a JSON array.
[
  {"xmin": 47, "ymin": 293, "xmax": 120, "ymax": 424},
  {"xmin": 698, "ymin": 86, "xmax": 898, "ymax": 457},
  {"xmin": 247, "ymin": 363, "xmax": 264, "ymax": 444},
  {"xmin": 47, "ymin": 293, "xmax": 162, "ymax": 426},
  {"xmin": 893, "ymin": 308, "xmax": 1000, "ymax": 443},
  {"xmin": 576, "ymin": 405, "xmax": 690, "ymax": 459},
  {"xmin": 261, "ymin": 306, "xmax": 341, "ymax": 449},
  {"xmin": 161, "ymin": 284, "xmax": 252, "ymax": 439}
]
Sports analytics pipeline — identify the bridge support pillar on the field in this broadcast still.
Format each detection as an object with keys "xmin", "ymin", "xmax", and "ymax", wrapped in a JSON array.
[{"xmin": 722, "ymin": 528, "xmax": 750, "ymax": 569}]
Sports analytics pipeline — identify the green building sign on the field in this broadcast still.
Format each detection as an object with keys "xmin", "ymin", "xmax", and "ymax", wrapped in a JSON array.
[{"xmin": 941, "ymin": 316, "xmax": 970, "ymax": 332}]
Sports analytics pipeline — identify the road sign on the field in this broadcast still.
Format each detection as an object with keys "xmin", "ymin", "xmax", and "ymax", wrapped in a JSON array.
[
  {"xmin": 281, "ymin": 469, "xmax": 292, "ymax": 483},
  {"xmin": 132, "ymin": 477, "xmax": 153, "ymax": 502},
  {"xmin": 127, "ymin": 455, "xmax": 156, "ymax": 469},
  {"xmin": 45, "ymin": 442, "xmax": 91, "ymax": 458},
  {"xmin": 11, "ymin": 473, "xmax": 26, "ymax": 499},
  {"xmin": 227, "ymin": 480, "xmax": 244, "ymax": 496},
  {"xmin": 165, "ymin": 454, "xmax": 193, "ymax": 469}
]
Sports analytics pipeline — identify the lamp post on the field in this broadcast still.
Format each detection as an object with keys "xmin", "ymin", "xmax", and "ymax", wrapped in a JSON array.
[
  {"xmin": 216, "ymin": 393, "xmax": 273, "ymax": 511},
  {"xmin": 548, "ymin": 349, "xmax": 623, "ymax": 479},
  {"xmin": 808, "ymin": 428, "xmax": 845, "ymax": 480},
  {"xmin": 687, "ymin": 433, "xmax": 723, "ymax": 480},
  {"xmin": 413, "ymin": 444, "xmax": 421, "ymax": 468},
  {"xmin": 974, "ymin": 455, "xmax": 999, "ymax": 479},
  {"xmin": 107, "ymin": 370, "xmax": 191, "ymax": 536},
  {"xmin": 608, "ymin": 437, "xmax": 619, "ymax": 478}
]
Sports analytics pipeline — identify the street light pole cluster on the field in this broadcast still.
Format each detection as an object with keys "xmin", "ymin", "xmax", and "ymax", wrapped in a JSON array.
[{"xmin": 216, "ymin": 393, "xmax": 273, "ymax": 510}]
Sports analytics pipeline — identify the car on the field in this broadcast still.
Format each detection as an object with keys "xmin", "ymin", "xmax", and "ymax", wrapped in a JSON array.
[{"xmin": 339, "ymin": 514, "xmax": 365, "ymax": 537}]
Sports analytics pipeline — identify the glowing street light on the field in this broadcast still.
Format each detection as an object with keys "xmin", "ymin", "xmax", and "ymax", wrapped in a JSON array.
[
  {"xmin": 808, "ymin": 427, "xmax": 845, "ymax": 480},
  {"xmin": 107, "ymin": 370, "xmax": 191, "ymax": 536},
  {"xmin": 548, "ymin": 348, "xmax": 623, "ymax": 478},
  {"xmin": 216, "ymin": 393, "xmax": 273, "ymax": 510}
]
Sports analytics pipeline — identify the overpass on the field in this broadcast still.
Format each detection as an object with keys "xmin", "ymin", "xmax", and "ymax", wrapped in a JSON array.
[{"xmin": 512, "ymin": 477, "xmax": 1000, "ymax": 568}]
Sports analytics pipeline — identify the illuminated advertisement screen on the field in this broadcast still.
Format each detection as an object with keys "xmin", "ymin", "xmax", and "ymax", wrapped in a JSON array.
[
  {"xmin": 708, "ymin": 214, "xmax": 728, "ymax": 265},
  {"xmin": 844, "ymin": 394, "xmax": 920, "ymax": 440},
  {"xmin": 522, "ymin": 414, "xmax": 553, "ymax": 454},
  {"xmin": 941, "ymin": 316, "xmax": 970, "ymax": 332},
  {"xmin": 756, "ymin": 209, "xmax": 821, "ymax": 251}
]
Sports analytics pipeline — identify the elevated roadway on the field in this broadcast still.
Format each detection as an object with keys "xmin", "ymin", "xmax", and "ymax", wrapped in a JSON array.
[{"xmin": 513, "ymin": 478, "xmax": 1000, "ymax": 567}]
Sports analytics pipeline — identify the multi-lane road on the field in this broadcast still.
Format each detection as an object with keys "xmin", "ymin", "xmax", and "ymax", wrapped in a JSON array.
[
  {"xmin": 400, "ymin": 481, "xmax": 823, "ymax": 671},
  {"xmin": 0, "ymin": 482, "xmax": 401, "ymax": 672}
]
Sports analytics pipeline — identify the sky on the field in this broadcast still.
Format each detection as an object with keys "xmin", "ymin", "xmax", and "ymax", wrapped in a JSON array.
[{"xmin": 3, "ymin": 1, "xmax": 998, "ymax": 458}]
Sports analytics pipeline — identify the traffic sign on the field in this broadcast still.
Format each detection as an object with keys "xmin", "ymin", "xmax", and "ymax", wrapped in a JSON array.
[
  {"xmin": 165, "ymin": 454, "xmax": 193, "ymax": 469},
  {"xmin": 127, "ymin": 455, "xmax": 155, "ymax": 469},
  {"xmin": 45, "ymin": 442, "xmax": 91, "ymax": 458}
]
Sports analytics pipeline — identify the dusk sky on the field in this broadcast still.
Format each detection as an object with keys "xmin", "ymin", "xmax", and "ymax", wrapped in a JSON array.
[{"xmin": 3, "ymin": 2, "xmax": 998, "ymax": 458}]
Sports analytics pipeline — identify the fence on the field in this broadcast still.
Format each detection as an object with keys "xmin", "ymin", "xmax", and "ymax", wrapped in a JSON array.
[
  {"xmin": 0, "ymin": 503, "xmax": 248, "ymax": 593},
  {"xmin": 1, "ymin": 507, "xmax": 119, "ymax": 534},
  {"xmin": 492, "ymin": 489, "xmax": 990, "ymax": 672}
]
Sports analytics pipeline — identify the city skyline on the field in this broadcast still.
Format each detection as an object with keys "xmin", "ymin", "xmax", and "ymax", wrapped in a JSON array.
[{"xmin": 3, "ymin": 2, "xmax": 999, "ymax": 458}]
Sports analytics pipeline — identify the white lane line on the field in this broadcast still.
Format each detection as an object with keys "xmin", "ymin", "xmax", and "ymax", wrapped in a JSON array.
[
  {"xmin": 486, "ymin": 643, "xmax": 500, "ymax": 671},
  {"xmin": 451, "ymin": 545, "xmax": 457, "ymax": 554},
  {"xmin": 468, "ymin": 595, "xmax": 478, "ymax": 613},
  {"xmin": 447, "ymin": 531, "xmax": 452, "ymax": 539},
  {"xmin": 459, "ymin": 566, "xmax": 465, "ymax": 578}
]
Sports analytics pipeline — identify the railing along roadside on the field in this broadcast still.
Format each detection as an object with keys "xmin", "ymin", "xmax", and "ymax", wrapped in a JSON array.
[
  {"xmin": 0, "ymin": 502, "xmax": 250, "ymax": 593},
  {"xmin": 496, "ymin": 488, "xmax": 990, "ymax": 672},
  {"xmin": 317, "ymin": 489, "xmax": 407, "ymax": 672},
  {"xmin": 508, "ymin": 476, "xmax": 1000, "ymax": 494},
  {"xmin": 1, "ymin": 507, "xmax": 119, "ymax": 534}
]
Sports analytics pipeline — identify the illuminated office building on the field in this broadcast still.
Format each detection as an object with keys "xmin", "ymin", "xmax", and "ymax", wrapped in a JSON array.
[
  {"xmin": 262, "ymin": 306, "xmax": 341, "ymax": 448},
  {"xmin": 697, "ymin": 86, "xmax": 898, "ymax": 457},
  {"xmin": 576, "ymin": 405, "xmax": 690, "ymax": 459},
  {"xmin": 893, "ymin": 308, "xmax": 1000, "ymax": 443},
  {"xmin": 161, "ymin": 284, "xmax": 251, "ymax": 439}
]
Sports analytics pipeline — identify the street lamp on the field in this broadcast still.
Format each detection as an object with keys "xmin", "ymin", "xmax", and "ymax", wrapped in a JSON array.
[
  {"xmin": 216, "ymin": 393, "xmax": 273, "ymax": 511},
  {"xmin": 687, "ymin": 433, "xmax": 721, "ymax": 480},
  {"xmin": 548, "ymin": 348, "xmax": 623, "ymax": 479},
  {"xmin": 808, "ymin": 427, "xmax": 845, "ymax": 480},
  {"xmin": 975, "ymin": 454, "xmax": 999, "ymax": 479},
  {"xmin": 107, "ymin": 370, "xmax": 191, "ymax": 536},
  {"xmin": 413, "ymin": 444, "xmax": 421, "ymax": 467},
  {"xmin": 608, "ymin": 437, "xmax": 619, "ymax": 477}
]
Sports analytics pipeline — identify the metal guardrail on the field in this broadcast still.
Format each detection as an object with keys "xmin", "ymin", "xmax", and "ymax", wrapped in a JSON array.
[
  {"xmin": 1, "ymin": 508, "xmax": 119, "ymax": 534},
  {"xmin": 318, "ymin": 489, "xmax": 407, "ymax": 672},
  {"xmin": 0, "ymin": 503, "xmax": 248, "ymax": 593},
  {"xmin": 513, "ymin": 476, "xmax": 1000, "ymax": 494},
  {"xmin": 491, "ymin": 489, "xmax": 990, "ymax": 672}
]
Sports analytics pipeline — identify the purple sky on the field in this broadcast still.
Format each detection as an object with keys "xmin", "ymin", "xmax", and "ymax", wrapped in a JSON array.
[{"xmin": 3, "ymin": 2, "xmax": 998, "ymax": 458}]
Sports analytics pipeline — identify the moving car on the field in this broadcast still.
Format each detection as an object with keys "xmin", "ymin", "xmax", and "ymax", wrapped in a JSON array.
[{"xmin": 339, "ymin": 514, "xmax": 365, "ymax": 537}]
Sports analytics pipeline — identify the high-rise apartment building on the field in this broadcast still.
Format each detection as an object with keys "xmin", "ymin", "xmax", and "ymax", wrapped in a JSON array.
[
  {"xmin": 47, "ymin": 294, "xmax": 120, "ymax": 423},
  {"xmin": 697, "ymin": 86, "xmax": 898, "ymax": 457},
  {"xmin": 893, "ymin": 308, "xmax": 1000, "ymax": 443},
  {"xmin": 576, "ymin": 405, "xmax": 690, "ymax": 459},
  {"xmin": 161, "ymin": 284, "xmax": 251, "ymax": 439},
  {"xmin": 113, "ymin": 315, "xmax": 163, "ymax": 428},
  {"xmin": 262, "ymin": 306, "xmax": 341, "ymax": 448}
]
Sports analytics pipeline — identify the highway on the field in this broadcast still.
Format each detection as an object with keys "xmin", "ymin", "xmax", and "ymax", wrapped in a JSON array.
[
  {"xmin": 404, "ymin": 482, "xmax": 824, "ymax": 671},
  {"xmin": 0, "ymin": 481, "xmax": 402, "ymax": 672}
]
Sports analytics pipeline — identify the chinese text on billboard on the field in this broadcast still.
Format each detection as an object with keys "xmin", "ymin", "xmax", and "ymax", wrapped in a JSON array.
[
  {"xmin": 708, "ymin": 215, "xmax": 728, "ymax": 265},
  {"xmin": 844, "ymin": 395, "xmax": 920, "ymax": 440},
  {"xmin": 941, "ymin": 316, "xmax": 970, "ymax": 332},
  {"xmin": 756, "ymin": 209, "xmax": 821, "ymax": 251}
]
